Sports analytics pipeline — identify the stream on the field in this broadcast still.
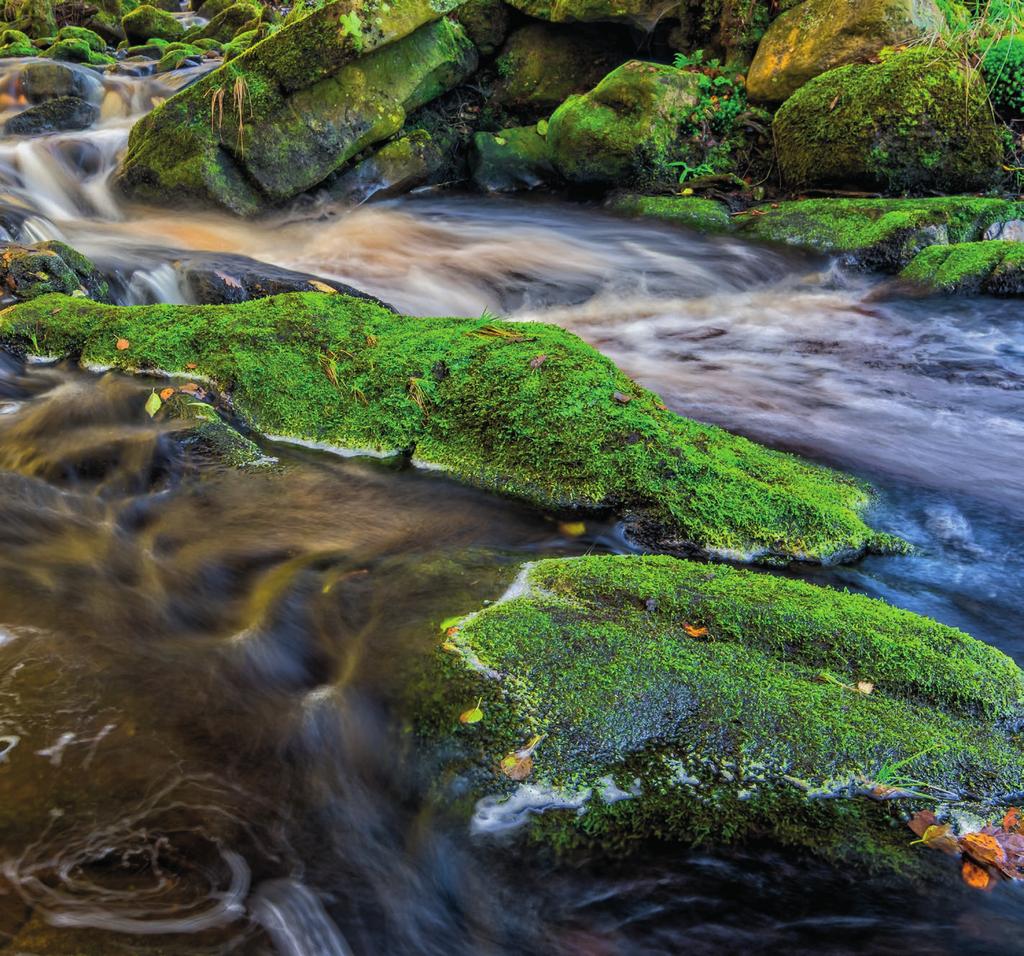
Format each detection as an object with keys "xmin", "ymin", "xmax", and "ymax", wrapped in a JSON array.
[{"xmin": 1, "ymin": 58, "xmax": 1023, "ymax": 954}]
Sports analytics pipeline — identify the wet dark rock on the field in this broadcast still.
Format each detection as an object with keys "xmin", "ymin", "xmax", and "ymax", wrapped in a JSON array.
[
  {"xmin": 323, "ymin": 131, "xmax": 444, "ymax": 205},
  {"xmin": 4, "ymin": 95, "xmax": 99, "ymax": 135},
  {"xmin": 173, "ymin": 253, "xmax": 395, "ymax": 309},
  {"xmin": 18, "ymin": 60, "xmax": 102, "ymax": 103}
]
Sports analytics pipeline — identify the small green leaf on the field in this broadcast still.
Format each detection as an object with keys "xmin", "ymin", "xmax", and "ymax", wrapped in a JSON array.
[
  {"xmin": 536, "ymin": 119, "xmax": 549, "ymax": 137},
  {"xmin": 459, "ymin": 698, "xmax": 484, "ymax": 725},
  {"xmin": 145, "ymin": 391, "xmax": 163, "ymax": 417}
]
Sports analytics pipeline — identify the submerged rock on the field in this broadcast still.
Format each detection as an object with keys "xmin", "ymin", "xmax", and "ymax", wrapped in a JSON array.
[
  {"xmin": 19, "ymin": 60, "xmax": 103, "ymax": 102},
  {"xmin": 4, "ymin": 95, "xmax": 98, "ymax": 134},
  {"xmin": 172, "ymin": 252, "xmax": 393, "ymax": 306},
  {"xmin": 746, "ymin": 0, "xmax": 944, "ymax": 104},
  {"xmin": 428, "ymin": 555, "xmax": 1024, "ymax": 868},
  {"xmin": 773, "ymin": 49, "xmax": 1004, "ymax": 194},
  {"xmin": 0, "ymin": 291, "xmax": 901, "ymax": 563},
  {"xmin": 900, "ymin": 241, "xmax": 1024, "ymax": 296},
  {"xmin": 115, "ymin": 0, "xmax": 475, "ymax": 214}
]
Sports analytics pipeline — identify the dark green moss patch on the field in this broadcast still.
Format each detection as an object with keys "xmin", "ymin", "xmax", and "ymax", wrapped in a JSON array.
[
  {"xmin": 0, "ymin": 291, "xmax": 900, "ymax": 563},
  {"xmin": 900, "ymin": 241, "xmax": 1024, "ymax": 295}
]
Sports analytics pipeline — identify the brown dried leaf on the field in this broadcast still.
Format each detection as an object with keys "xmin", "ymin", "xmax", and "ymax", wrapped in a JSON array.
[
  {"xmin": 159, "ymin": 387, "xmax": 175, "ymax": 401},
  {"xmin": 612, "ymin": 391, "xmax": 633, "ymax": 405},
  {"xmin": 1003, "ymin": 807, "xmax": 1023, "ymax": 833},
  {"xmin": 962, "ymin": 859, "xmax": 993, "ymax": 890},
  {"xmin": 529, "ymin": 354, "xmax": 548, "ymax": 370},
  {"xmin": 908, "ymin": 809, "xmax": 937, "ymax": 837},
  {"xmin": 916, "ymin": 824, "xmax": 960, "ymax": 856},
  {"xmin": 684, "ymin": 624, "xmax": 708, "ymax": 638},
  {"xmin": 960, "ymin": 832, "xmax": 1006, "ymax": 868}
]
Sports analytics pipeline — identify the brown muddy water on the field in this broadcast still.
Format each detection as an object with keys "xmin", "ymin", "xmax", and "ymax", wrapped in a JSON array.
[{"xmin": 0, "ymin": 59, "xmax": 1023, "ymax": 955}]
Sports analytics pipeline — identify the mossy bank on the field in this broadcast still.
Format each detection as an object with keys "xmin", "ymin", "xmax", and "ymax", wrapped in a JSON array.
[
  {"xmin": 425, "ymin": 555, "xmax": 1024, "ymax": 869},
  {"xmin": 0, "ymin": 291, "xmax": 901, "ymax": 563}
]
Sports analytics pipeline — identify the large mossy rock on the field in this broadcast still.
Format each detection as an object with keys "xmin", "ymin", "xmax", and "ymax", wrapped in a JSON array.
[
  {"xmin": 505, "ymin": 0, "xmax": 667, "ymax": 28},
  {"xmin": 0, "ymin": 292, "xmax": 900, "ymax": 563},
  {"xmin": 115, "ymin": 0, "xmax": 475, "ymax": 214},
  {"xmin": 121, "ymin": 3, "xmax": 185, "ymax": 42},
  {"xmin": 2, "ymin": 0, "xmax": 57, "ymax": 40},
  {"xmin": 548, "ymin": 61, "xmax": 702, "ymax": 189},
  {"xmin": 773, "ymin": 49, "xmax": 1004, "ymax": 193},
  {"xmin": 492, "ymin": 23, "xmax": 629, "ymax": 122},
  {"xmin": 190, "ymin": 1, "xmax": 260, "ymax": 43},
  {"xmin": 900, "ymin": 241, "xmax": 1024, "ymax": 295},
  {"xmin": 746, "ymin": 0, "xmax": 945, "ymax": 104},
  {"xmin": 430, "ymin": 555, "xmax": 1024, "ymax": 867}
]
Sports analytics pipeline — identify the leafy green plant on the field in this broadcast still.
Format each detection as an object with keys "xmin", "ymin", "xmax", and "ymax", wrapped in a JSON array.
[
  {"xmin": 982, "ymin": 35, "xmax": 1024, "ymax": 117},
  {"xmin": 669, "ymin": 49, "xmax": 749, "ymax": 180}
]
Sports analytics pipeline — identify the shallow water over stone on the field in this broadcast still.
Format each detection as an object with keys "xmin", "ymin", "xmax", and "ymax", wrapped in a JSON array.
[{"xmin": 1, "ymin": 66, "xmax": 1024, "ymax": 955}]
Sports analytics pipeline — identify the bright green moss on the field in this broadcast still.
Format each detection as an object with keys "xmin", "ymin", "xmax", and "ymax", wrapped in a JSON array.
[
  {"xmin": 0, "ymin": 291, "xmax": 900, "ymax": 563},
  {"xmin": 436, "ymin": 555, "xmax": 1024, "ymax": 865},
  {"xmin": 121, "ymin": 3, "xmax": 185, "ymax": 42},
  {"xmin": 54, "ymin": 25, "xmax": 105, "ymax": 51},
  {"xmin": 609, "ymin": 194, "xmax": 732, "ymax": 232},
  {"xmin": 901, "ymin": 240, "xmax": 1024, "ymax": 294},
  {"xmin": 774, "ymin": 48, "xmax": 1004, "ymax": 194},
  {"xmin": 735, "ymin": 197, "xmax": 1024, "ymax": 269},
  {"xmin": 982, "ymin": 35, "xmax": 1024, "ymax": 118},
  {"xmin": 0, "ymin": 28, "xmax": 35, "ymax": 57}
]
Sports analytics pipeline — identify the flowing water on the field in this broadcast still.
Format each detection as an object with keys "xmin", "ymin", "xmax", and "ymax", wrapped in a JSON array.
[{"xmin": 1, "ymin": 58, "xmax": 1024, "ymax": 954}]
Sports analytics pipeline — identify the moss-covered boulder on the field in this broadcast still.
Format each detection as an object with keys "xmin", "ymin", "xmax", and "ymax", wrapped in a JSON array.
[
  {"xmin": 43, "ymin": 37, "xmax": 116, "ymax": 64},
  {"xmin": 54, "ymin": 24, "xmax": 107, "ymax": 51},
  {"xmin": 195, "ymin": 0, "xmax": 234, "ymax": 19},
  {"xmin": 505, "ymin": 0, "xmax": 667, "ymax": 28},
  {"xmin": 734, "ymin": 197, "xmax": 1024, "ymax": 269},
  {"xmin": 0, "ymin": 292, "xmax": 901, "ymax": 563},
  {"xmin": 900, "ymin": 241, "xmax": 1024, "ymax": 295},
  {"xmin": 774, "ymin": 49, "xmax": 1004, "ymax": 193},
  {"xmin": 429, "ymin": 555, "xmax": 1024, "ymax": 866},
  {"xmin": 612, "ymin": 194, "xmax": 1024, "ymax": 271},
  {"xmin": 453, "ymin": 0, "xmax": 509, "ymax": 56},
  {"xmin": 548, "ymin": 61, "xmax": 704, "ymax": 189},
  {"xmin": 0, "ymin": 28, "xmax": 35, "ymax": 57},
  {"xmin": 155, "ymin": 43, "xmax": 205, "ymax": 70},
  {"xmin": 492, "ymin": 23, "xmax": 629, "ymax": 122},
  {"xmin": 115, "ymin": 0, "xmax": 476, "ymax": 214},
  {"xmin": 470, "ymin": 123, "xmax": 558, "ymax": 192},
  {"xmin": 190, "ymin": 0, "xmax": 260, "ymax": 43},
  {"xmin": 122, "ymin": 3, "xmax": 185, "ymax": 42},
  {"xmin": 0, "ymin": 242, "xmax": 108, "ymax": 301},
  {"xmin": 221, "ymin": 24, "xmax": 260, "ymax": 58},
  {"xmin": 746, "ymin": 0, "xmax": 945, "ymax": 104}
]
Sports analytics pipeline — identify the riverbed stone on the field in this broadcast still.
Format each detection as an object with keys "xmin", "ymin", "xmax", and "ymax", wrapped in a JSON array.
[
  {"xmin": 548, "ymin": 61, "xmax": 703, "ymax": 189},
  {"xmin": 190, "ymin": 1, "xmax": 261, "ymax": 43},
  {"xmin": 470, "ymin": 124, "xmax": 558, "ymax": 192},
  {"xmin": 0, "ymin": 241, "xmax": 109, "ymax": 301},
  {"xmin": 900, "ymin": 241, "xmax": 1024, "ymax": 295},
  {"xmin": 773, "ymin": 49, "xmax": 1004, "ymax": 193},
  {"xmin": 115, "ymin": 0, "xmax": 477, "ymax": 214},
  {"xmin": 746, "ymin": 0, "xmax": 945, "ymax": 104},
  {"xmin": 454, "ymin": 0, "xmax": 510, "ymax": 56},
  {"xmin": 427, "ymin": 554, "xmax": 1024, "ymax": 868},
  {"xmin": 492, "ymin": 22, "xmax": 630, "ymax": 122},
  {"xmin": 122, "ymin": 4, "xmax": 185, "ymax": 43},
  {"xmin": 323, "ymin": 130, "xmax": 445, "ymax": 204},
  {"xmin": 505, "ymin": 0, "xmax": 671, "ymax": 28},
  {"xmin": 0, "ymin": 291, "xmax": 903, "ymax": 563},
  {"xmin": 19, "ymin": 59, "xmax": 103, "ymax": 101},
  {"xmin": 4, "ymin": 95, "xmax": 99, "ymax": 134}
]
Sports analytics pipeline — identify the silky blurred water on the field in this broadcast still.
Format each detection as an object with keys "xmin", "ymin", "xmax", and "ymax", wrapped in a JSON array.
[{"xmin": 0, "ymin": 58, "xmax": 1023, "ymax": 956}]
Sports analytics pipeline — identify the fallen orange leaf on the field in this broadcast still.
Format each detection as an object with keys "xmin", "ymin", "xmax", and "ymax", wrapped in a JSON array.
[
  {"xmin": 916, "ymin": 823, "xmax": 960, "ymax": 856},
  {"xmin": 962, "ymin": 859, "xmax": 992, "ymax": 890},
  {"xmin": 684, "ymin": 624, "xmax": 708, "ymax": 638},
  {"xmin": 1003, "ymin": 807, "xmax": 1023, "ymax": 833},
  {"xmin": 961, "ymin": 832, "xmax": 1006, "ymax": 867},
  {"xmin": 116, "ymin": 338, "xmax": 130, "ymax": 351},
  {"xmin": 159, "ymin": 387, "xmax": 175, "ymax": 401}
]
